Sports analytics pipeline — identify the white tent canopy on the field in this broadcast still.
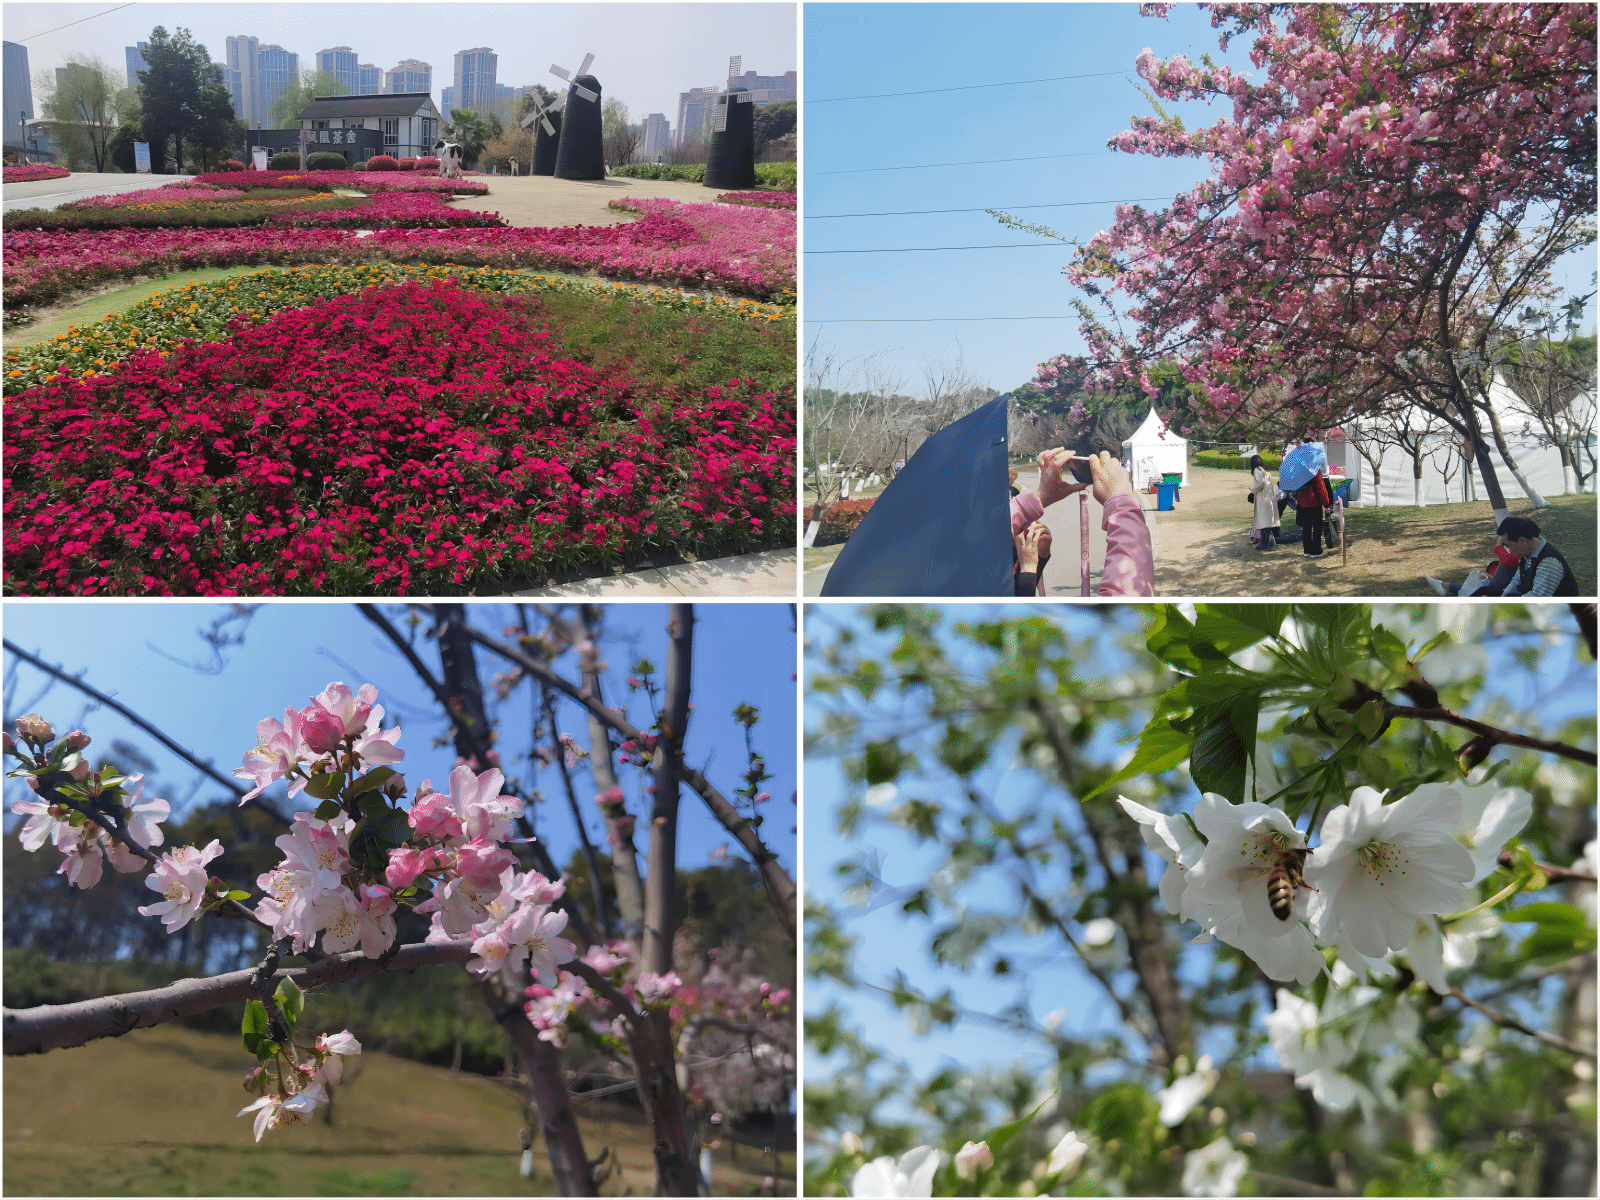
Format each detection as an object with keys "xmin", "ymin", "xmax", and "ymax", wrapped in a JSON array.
[
  {"xmin": 1122, "ymin": 407, "xmax": 1188, "ymax": 489},
  {"xmin": 1327, "ymin": 375, "xmax": 1596, "ymax": 508}
]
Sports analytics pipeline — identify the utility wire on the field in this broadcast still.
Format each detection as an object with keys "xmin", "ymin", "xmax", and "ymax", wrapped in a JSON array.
[
  {"xmin": 806, "ymin": 243, "xmax": 1067, "ymax": 253},
  {"xmin": 811, "ymin": 150, "xmax": 1112, "ymax": 176},
  {"xmin": 14, "ymin": 4, "xmax": 134, "ymax": 41},
  {"xmin": 807, "ymin": 70, "xmax": 1125, "ymax": 103},
  {"xmin": 807, "ymin": 195, "xmax": 1174, "ymax": 218}
]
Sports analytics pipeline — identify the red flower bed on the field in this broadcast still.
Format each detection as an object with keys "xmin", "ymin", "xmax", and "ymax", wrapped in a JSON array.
[
  {"xmin": 802, "ymin": 497, "xmax": 875, "ymax": 542},
  {"xmin": 266, "ymin": 190, "xmax": 503, "ymax": 229},
  {"xmin": 716, "ymin": 191, "xmax": 797, "ymax": 210},
  {"xmin": 4, "ymin": 279, "xmax": 794, "ymax": 596},
  {"xmin": 5, "ymin": 164, "xmax": 70, "ymax": 183},
  {"xmin": 187, "ymin": 169, "xmax": 486, "ymax": 195}
]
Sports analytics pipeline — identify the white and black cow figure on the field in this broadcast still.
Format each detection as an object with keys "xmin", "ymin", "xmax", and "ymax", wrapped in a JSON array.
[{"xmin": 434, "ymin": 139, "xmax": 464, "ymax": 180}]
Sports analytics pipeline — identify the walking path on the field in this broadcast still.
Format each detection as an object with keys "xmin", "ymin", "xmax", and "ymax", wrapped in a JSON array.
[
  {"xmin": 3, "ymin": 171, "xmax": 195, "ymax": 213},
  {"xmin": 515, "ymin": 548, "xmax": 795, "ymax": 596},
  {"xmin": 450, "ymin": 173, "xmax": 729, "ymax": 227}
]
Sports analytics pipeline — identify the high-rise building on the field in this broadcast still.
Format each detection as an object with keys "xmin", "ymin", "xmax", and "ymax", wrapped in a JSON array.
[
  {"xmin": 4, "ymin": 40, "xmax": 35, "ymax": 156},
  {"xmin": 732, "ymin": 68, "xmax": 797, "ymax": 103},
  {"xmin": 675, "ymin": 87, "xmax": 721, "ymax": 147},
  {"xmin": 641, "ymin": 112, "xmax": 670, "ymax": 161},
  {"xmin": 125, "ymin": 41, "xmax": 150, "ymax": 86},
  {"xmin": 439, "ymin": 85, "xmax": 454, "ymax": 121},
  {"xmin": 226, "ymin": 36, "xmax": 299, "ymax": 126},
  {"xmin": 452, "ymin": 47, "xmax": 497, "ymax": 113},
  {"xmin": 385, "ymin": 58, "xmax": 431, "ymax": 97},
  {"xmin": 356, "ymin": 63, "xmax": 382, "ymax": 95},
  {"xmin": 316, "ymin": 46, "xmax": 359, "ymax": 93}
]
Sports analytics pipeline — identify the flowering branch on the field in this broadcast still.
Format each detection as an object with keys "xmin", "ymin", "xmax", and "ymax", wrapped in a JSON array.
[
  {"xmin": 1448, "ymin": 988, "xmax": 1597, "ymax": 1060},
  {"xmin": 1383, "ymin": 701, "xmax": 1597, "ymax": 766},
  {"xmin": 1496, "ymin": 848, "xmax": 1600, "ymax": 885},
  {"xmin": 2, "ymin": 939, "xmax": 474, "ymax": 1056},
  {"xmin": 460, "ymin": 623, "xmax": 797, "ymax": 940}
]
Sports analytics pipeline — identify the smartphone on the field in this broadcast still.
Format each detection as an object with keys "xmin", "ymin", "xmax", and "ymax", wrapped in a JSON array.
[{"xmin": 1066, "ymin": 454, "xmax": 1094, "ymax": 485}]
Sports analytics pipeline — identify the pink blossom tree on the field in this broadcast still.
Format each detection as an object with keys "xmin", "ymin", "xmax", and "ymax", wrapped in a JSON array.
[{"xmin": 1059, "ymin": 3, "xmax": 1596, "ymax": 522}]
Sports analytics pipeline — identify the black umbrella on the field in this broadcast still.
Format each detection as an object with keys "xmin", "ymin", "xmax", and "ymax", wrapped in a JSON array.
[{"xmin": 820, "ymin": 395, "xmax": 1013, "ymax": 596}]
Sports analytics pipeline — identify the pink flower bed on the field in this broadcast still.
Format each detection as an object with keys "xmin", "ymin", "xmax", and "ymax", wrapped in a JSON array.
[
  {"xmin": 67, "ymin": 184, "xmax": 251, "ymax": 209},
  {"xmin": 267, "ymin": 190, "xmax": 503, "ymax": 230},
  {"xmin": 5, "ymin": 164, "xmax": 71, "ymax": 183},
  {"xmin": 4, "ymin": 279, "xmax": 794, "ymax": 596},
  {"xmin": 715, "ymin": 191, "xmax": 797, "ymax": 210},
  {"xmin": 6, "ymin": 200, "xmax": 794, "ymax": 304},
  {"xmin": 188, "ymin": 169, "xmax": 487, "ymax": 196}
]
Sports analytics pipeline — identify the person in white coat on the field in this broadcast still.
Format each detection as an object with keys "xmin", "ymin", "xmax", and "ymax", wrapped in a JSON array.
[{"xmin": 1249, "ymin": 455, "xmax": 1280, "ymax": 551}]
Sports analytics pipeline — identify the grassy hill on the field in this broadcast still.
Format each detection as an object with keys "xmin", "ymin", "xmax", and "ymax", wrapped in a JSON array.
[{"xmin": 4, "ymin": 1024, "xmax": 791, "ymax": 1195}]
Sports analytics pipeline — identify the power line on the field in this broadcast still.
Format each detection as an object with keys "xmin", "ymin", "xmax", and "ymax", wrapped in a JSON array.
[
  {"xmin": 14, "ymin": 4, "xmax": 134, "ymax": 41},
  {"xmin": 807, "ymin": 70, "xmax": 1125, "ymax": 104},
  {"xmin": 805, "ymin": 316, "xmax": 1076, "ymax": 323},
  {"xmin": 807, "ymin": 195, "xmax": 1174, "ymax": 219},
  {"xmin": 806, "ymin": 243, "xmax": 1068, "ymax": 254},
  {"xmin": 811, "ymin": 150, "xmax": 1112, "ymax": 176}
]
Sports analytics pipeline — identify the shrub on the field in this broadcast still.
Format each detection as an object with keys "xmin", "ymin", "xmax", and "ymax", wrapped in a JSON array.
[
  {"xmin": 415, "ymin": 157, "xmax": 439, "ymax": 173},
  {"xmin": 269, "ymin": 152, "xmax": 301, "ymax": 170},
  {"xmin": 1194, "ymin": 449, "xmax": 1284, "ymax": 471},
  {"xmin": 754, "ymin": 162, "xmax": 797, "ymax": 191},
  {"xmin": 305, "ymin": 151, "xmax": 349, "ymax": 171},
  {"xmin": 217, "ymin": 159, "xmax": 246, "ymax": 172},
  {"xmin": 366, "ymin": 155, "xmax": 399, "ymax": 172},
  {"xmin": 612, "ymin": 162, "xmax": 706, "ymax": 183},
  {"xmin": 399, "ymin": 157, "xmax": 418, "ymax": 171},
  {"xmin": 803, "ymin": 498, "xmax": 875, "ymax": 544}
]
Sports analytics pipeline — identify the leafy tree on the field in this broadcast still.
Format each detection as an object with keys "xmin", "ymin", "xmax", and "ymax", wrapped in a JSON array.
[
  {"xmin": 268, "ymin": 68, "xmax": 349, "ymax": 130},
  {"xmin": 441, "ymin": 107, "xmax": 496, "ymax": 167},
  {"xmin": 806, "ymin": 603, "xmax": 1597, "ymax": 1196},
  {"xmin": 137, "ymin": 25, "xmax": 218, "ymax": 173},
  {"xmin": 36, "ymin": 55, "xmax": 122, "ymax": 171},
  {"xmin": 602, "ymin": 96, "xmax": 639, "ymax": 169},
  {"xmin": 752, "ymin": 100, "xmax": 796, "ymax": 160}
]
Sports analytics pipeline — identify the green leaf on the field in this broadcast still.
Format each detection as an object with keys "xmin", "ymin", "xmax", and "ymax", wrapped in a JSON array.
[
  {"xmin": 225, "ymin": 890, "xmax": 251, "ymax": 902},
  {"xmin": 1193, "ymin": 603, "xmax": 1290, "ymax": 653},
  {"xmin": 864, "ymin": 740, "xmax": 902, "ymax": 785},
  {"xmin": 242, "ymin": 999, "xmax": 271, "ymax": 1056},
  {"xmin": 313, "ymin": 799, "xmax": 344, "ymax": 821},
  {"xmin": 1190, "ymin": 715, "xmax": 1251, "ymax": 802},
  {"xmin": 1145, "ymin": 605, "xmax": 1203, "ymax": 674},
  {"xmin": 303, "ymin": 772, "xmax": 342, "ymax": 800},
  {"xmin": 348, "ymin": 766, "xmax": 398, "ymax": 796},
  {"xmin": 376, "ymin": 807, "xmax": 414, "ymax": 851},
  {"xmin": 1501, "ymin": 901, "xmax": 1588, "ymax": 928},
  {"xmin": 274, "ymin": 976, "xmax": 304, "ymax": 1026},
  {"xmin": 983, "ymin": 1090, "xmax": 1055, "ymax": 1159},
  {"xmin": 1411, "ymin": 629, "xmax": 1454, "ymax": 663},
  {"xmin": 1083, "ymin": 718, "xmax": 1191, "ymax": 801}
]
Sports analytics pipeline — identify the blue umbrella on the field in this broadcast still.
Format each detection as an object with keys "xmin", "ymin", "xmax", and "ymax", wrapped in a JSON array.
[
  {"xmin": 820, "ymin": 395, "xmax": 1013, "ymax": 596},
  {"xmin": 1277, "ymin": 442, "xmax": 1328, "ymax": 493}
]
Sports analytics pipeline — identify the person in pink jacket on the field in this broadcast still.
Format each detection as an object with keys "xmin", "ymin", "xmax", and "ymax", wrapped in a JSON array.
[{"xmin": 1009, "ymin": 449, "xmax": 1155, "ymax": 597}]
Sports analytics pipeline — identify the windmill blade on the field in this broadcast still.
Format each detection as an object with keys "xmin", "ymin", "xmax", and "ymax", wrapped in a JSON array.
[
  {"xmin": 578, "ymin": 52, "xmax": 594, "ymax": 75},
  {"xmin": 550, "ymin": 63, "xmax": 573, "ymax": 83},
  {"xmin": 735, "ymin": 92, "xmax": 755, "ymax": 104},
  {"xmin": 571, "ymin": 81, "xmax": 598, "ymax": 103},
  {"xmin": 728, "ymin": 54, "xmax": 741, "ymax": 79},
  {"xmin": 550, "ymin": 91, "xmax": 567, "ymax": 113},
  {"xmin": 713, "ymin": 100, "xmax": 728, "ymax": 133}
]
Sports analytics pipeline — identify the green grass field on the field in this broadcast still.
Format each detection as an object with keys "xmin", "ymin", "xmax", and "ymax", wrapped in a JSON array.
[{"xmin": 4, "ymin": 1024, "xmax": 791, "ymax": 1196}]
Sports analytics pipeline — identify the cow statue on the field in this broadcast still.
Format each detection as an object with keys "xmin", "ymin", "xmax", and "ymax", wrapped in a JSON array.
[
  {"xmin": 508, "ymin": 157, "xmax": 518, "ymax": 177},
  {"xmin": 434, "ymin": 139, "xmax": 464, "ymax": 180}
]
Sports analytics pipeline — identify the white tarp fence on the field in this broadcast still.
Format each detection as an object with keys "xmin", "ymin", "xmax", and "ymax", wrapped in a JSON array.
[
  {"xmin": 1328, "ymin": 377, "xmax": 1595, "ymax": 508},
  {"xmin": 1122, "ymin": 407, "xmax": 1188, "ymax": 489}
]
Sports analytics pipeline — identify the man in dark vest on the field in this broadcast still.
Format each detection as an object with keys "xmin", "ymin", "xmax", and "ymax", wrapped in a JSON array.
[{"xmin": 1491, "ymin": 516, "xmax": 1580, "ymax": 597}]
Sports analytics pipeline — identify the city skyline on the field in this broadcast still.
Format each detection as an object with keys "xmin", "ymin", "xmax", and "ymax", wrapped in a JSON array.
[{"xmin": 6, "ymin": 3, "xmax": 794, "ymax": 137}]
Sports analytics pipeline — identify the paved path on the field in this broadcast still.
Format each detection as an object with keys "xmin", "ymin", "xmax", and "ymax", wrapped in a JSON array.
[
  {"xmin": 514, "ymin": 548, "xmax": 795, "ymax": 597},
  {"xmin": 451, "ymin": 174, "xmax": 731, "ymax": 228},
  {"xmin": 3, "ymin": 171, "xmax": 196, "ymax": 213}
]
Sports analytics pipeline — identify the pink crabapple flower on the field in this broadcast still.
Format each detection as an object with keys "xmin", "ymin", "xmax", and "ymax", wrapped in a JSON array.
[
  {"xmin": 408, "ymin": 790, "xmax": 463, "ymax": 842},
  {"xmin": 237, "ymin": 1082, "xmax": 327, "ymax": 1141},
  {"xmin": 138, "ymin": 840, "xmax": 225, "ymax": 932},
  {"xmin": 313, "ymin": 1030, "xmax": 362, "ymax": 1085},
  {"xmin": 234, "ymin": 708, "xmax": 315, "ymax": 803},
  {"xmin": 594, "ymin": 784, "xmax": 625, "ymax": 808}
]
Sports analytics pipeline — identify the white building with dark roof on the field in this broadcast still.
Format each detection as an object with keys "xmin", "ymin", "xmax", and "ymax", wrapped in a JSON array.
[{"xmin": 292, "ymin": 91, "xmax": 443, "ymax": 162}]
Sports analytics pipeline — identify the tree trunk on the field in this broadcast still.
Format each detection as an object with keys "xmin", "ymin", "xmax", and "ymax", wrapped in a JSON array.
[
  {"xmin": 579, "ymin": 609, "xmax": 644, "ymax": 934},
  {"xmin": 1481, "ymin": 398, "xmax": 1549, "ymax": 509}
]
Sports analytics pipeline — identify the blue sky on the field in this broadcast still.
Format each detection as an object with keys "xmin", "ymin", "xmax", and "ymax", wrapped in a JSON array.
[
  {"xmin": 2, "ymin": 602, "xmax": 796, "ymax": 879},
  {"xmin": 803, "ymin": 603, "xmax": 1596, "ymax": 1122},
  {"xmin": 802, "ymin": 3, "xmax": 1598, "ymax": 399}
]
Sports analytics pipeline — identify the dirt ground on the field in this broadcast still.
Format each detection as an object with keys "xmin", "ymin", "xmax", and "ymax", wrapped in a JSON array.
[{"xmin": 451, "ymin": 174, "xmax": 734, "ymax": 227}]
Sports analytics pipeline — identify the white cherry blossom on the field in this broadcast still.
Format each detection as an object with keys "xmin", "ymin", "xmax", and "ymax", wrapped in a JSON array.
[
  {"xmin": 1181, "ymin": 1137, "xmax": 1249, "ymax": 1197},
  {"xmin": 1446, "ymin": 779, "xmax": 1533, "ymax": 882},
  {"xmin": 850, "ymin": 1145, "xmax": 939, "ymax": 1198},
  {"xmin": 1402, "ymin": 909, "xmax": 1501, "ymax": 994}
]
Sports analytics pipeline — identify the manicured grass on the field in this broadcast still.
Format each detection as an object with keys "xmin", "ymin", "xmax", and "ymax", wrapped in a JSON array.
[{"xmin": 2, "ymin": 1024, "xmax": 792, "ymax": 1195}]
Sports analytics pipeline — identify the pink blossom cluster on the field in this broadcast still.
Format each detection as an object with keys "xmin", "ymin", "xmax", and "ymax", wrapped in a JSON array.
[
  {"xmin": 187, "ymin": 169, "xmax": 488, "ymax": 196},
  {"xmin": 65, "ymin": 184, "xmax": 252, "ymax": 210},
  {"xmin": 11, "ymin": 768, "xmax": 171, "ymax": 889},
  {"xmin": 617, "ymin": 731, "xmax": 659, "ymax": 765},
  {"xmin": 266, "ymin": 190, "xmax": 505, "ymax": 230},
  {"xmin": 4, "ymin": 164, "xmax": 70, "ymax": 183},
  {"xmin": 235, "ymin": 683, "xmax": 404, "ymax": 803},
  {"xmin": 714, "ymin": 191, "xmax": 797, "ymax": 210},
  {"xmin": 238, "ymin": 1029, "xmax": 360, "ymax": 1141}
]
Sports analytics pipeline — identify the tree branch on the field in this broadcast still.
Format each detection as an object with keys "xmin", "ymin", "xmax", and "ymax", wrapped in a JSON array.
[
  {"xmin": 4, "ymin": 939, "xmax": 474, "ymax": 1056},
  {"xmin": 1383, "ymin": 701, "xmax": 1596, "ymax": 766},
  {"xmin": 460, "ymin": 622, "xmax": 797, "ymax": 941},
  {"xmin": 1449, "ymin": 988, "xmax": 1597, "ymax": 1059},
  {"xmin": 3, "ymin": 637, "xmax": 286, "ymax": 825}
]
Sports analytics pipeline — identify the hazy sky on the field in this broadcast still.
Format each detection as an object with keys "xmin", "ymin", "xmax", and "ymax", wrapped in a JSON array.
[
  {"xmin": 5, "ymin": 2, "xmax": 795, "ymax": 126},
  {"xmin": 804, "ymin": 2, "xmax": 1597, "ymax": 399},
  {"xmin": 2, "ymin": 602, "xmax": 797, "ymax": 878}
]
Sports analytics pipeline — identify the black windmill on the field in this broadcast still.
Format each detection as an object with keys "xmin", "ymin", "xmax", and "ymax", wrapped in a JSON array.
[
  {"xmin": 704, "ymin": 55, "xmax": 759, "ymax": 189},
  {"xmin": 550, "ymin": 53, "xmax": 604, "ymax": 181},
  {"xmin": 521, "ymin": 93, "xmax": 564, "ymax": 176}
]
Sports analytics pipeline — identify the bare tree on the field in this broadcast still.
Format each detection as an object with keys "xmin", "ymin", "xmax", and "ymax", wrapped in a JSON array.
[
  {"xmin": 1500, "ymin": 305, "xmax": 1599, "ymax": 495},
  {"xmin": 36, "ymin": 56, "xmax": 123, "ymax": 171}
]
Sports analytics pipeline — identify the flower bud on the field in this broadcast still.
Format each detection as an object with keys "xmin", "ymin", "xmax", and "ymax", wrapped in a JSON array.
[
  {"xmin": 955, "ymin": 1140, "xmax": 994, "ymax": 1181},
  {"xmin": 2, "ymin": 732, "xmax": 17, "ymax": 755},
  {"xmin": 15, "ymin": 714, "xmax": 54, "ymax": 744},
  {"xmin": 62, "ymin": 730, "xmax": 91, "ymax": 752},
  {"xmin": 68, "ymin": 759, "xmax": 90, "ymax": 781},
  {"xmin": 382, "ymin": 773, "xmax": 407, "ymax": 800}
]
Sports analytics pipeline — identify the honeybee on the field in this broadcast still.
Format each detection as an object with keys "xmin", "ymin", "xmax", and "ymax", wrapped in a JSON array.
[{"xmin": 1264, "ymin": 848, "xmax": 1316, "ymax": 921}]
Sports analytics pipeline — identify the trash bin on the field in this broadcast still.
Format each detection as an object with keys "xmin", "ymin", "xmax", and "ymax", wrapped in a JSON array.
[{"xmin": 1156, "ymin": 481, "xmax": 1179, "ymax": 511}]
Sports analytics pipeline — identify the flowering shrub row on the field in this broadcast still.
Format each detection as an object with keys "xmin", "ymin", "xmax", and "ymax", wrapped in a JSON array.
[
  {"xmin": 188, "ymin": 169, "xmax": 487, "ymax": 196},
  {"xmin": 64, "ymin": 183, "xmax": 252, "ymax": 209},
  {"xmin": 267, "ymin": 190, "xmax": 503, "ymax": 230},
  {"xmin": 4, "ymin": 278, "xmax": 796, "ymax": 595},
  {"xmin": 6, "ymin": 191, "xmax": 359, "ymax": 232},
  {"xmin": 4, "ymin": 164, "xmax": 70, "ymax": 183},
  {"xmin": 5, "ymin": 200, "xmax": 795, "ymax": 308},
  {"xmin": 715, "ymin": 191, "xmax": 797, "ymax": 210},
  {"xmin": 803, "ymin": 498, "xmax": 875, "ymax": 543},
  {"xmin": 5, "ymin": 263, "xmax": 793, "ymax": 392}
]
